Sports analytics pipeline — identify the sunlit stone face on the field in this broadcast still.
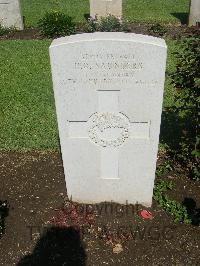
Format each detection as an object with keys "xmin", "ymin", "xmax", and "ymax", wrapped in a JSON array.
[{"xmin": 50, "ymin": 33, "xmax": 167, "ymax": 206}]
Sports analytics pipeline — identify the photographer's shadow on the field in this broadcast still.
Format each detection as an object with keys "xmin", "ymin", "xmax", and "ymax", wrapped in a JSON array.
[{"xmin": 17, "ymin": 226, "xmax": 86, "ymax": 266}]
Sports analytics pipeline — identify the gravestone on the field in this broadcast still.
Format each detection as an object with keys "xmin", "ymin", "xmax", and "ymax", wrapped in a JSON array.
[
  {"xmin": 0, "ymin": 0, "xmax": 23, "ymax": 30},
  {"xmin": 90, "ymin": 0, "xmax": 122, "ymax": 19},
  {"xmin": 189, "ymin": 0, "xmax": 200, "ymax": 26},
  {"xmin": 49, "ymin": 33, "xmax": 167, "ymax": 207}
]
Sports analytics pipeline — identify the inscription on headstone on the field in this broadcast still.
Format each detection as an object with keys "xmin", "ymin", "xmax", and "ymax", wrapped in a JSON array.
[
  {"xmin": 49, "ymin": 33, "xmax": 167, "ymax": 206},
  {"xmin": 90, "ymin": 0, "xmax": 122, "ymax": 18},
  {"xmin": 0, "ymin": 0, "xmax": 23, "ymax": 30}
]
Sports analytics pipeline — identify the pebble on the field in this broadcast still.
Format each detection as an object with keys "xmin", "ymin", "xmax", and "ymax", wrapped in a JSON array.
[{"xmin": 113, "ymin": 243, "xmax": 123, "ymax": 254}]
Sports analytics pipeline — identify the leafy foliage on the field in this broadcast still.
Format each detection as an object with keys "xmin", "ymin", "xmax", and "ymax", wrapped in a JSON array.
[
  {"xmin": 0, "ymin": 201, "xmax": 9, "ymax": 238},
  {"xmin": 156, "ymin": 161, "xmax": 173, "ymax": 177},
  {"xmin": 98, "ymin": 15, "xmax": 128, "ymax": 32},
  {"xmin": 83, "ymin": 18, "xmax": 97, "ymax": 33},
  {"xmin": 170, "ymin": 36, "xmax": 200, "ymax": 180},
  {"xmin": 149, "ymin": 23, "xmax": 167, "ymax": 37},
  {"xmin": 85, "ymin": 15, "xmax": 129, "ymax": 33},
  {"xmin": 38, "ymin": 10, "xmax": 76, "ymax": 38},
  {"xmin": 0, "ymin": 24, "xmax": 14, "ymax": 36},
  {"xmin": 153, "ymin": 180, "xmax": 191, "ymax": 224}
]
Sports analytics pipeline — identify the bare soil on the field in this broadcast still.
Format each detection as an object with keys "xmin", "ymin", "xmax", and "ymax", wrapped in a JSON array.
[
  {"xmin": 0, "ymin": 24, "xmax": 199, "ymax": 41},
  {"xmin": 0, "ymin": 152, "xmax": 200, "ymax": 266}
]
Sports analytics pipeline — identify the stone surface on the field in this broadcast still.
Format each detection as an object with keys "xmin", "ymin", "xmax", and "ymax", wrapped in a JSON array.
[
  {"xmin": 49, "ymin": 33, "xmax": 167, "ymax": 206},
  {"xmin": 90, "ymin": 0, "xmax": 122, "ymax": 18},
  {"xmin": 189, "ymin": 0, "xmax": 200, "ymax": 26},
  {"xmin": 0, "ymin": 0, "xmax": 23, "ymax": 30}
]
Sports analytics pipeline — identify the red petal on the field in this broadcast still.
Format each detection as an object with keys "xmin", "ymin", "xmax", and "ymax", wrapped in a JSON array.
[{"xmin": 140, "ymin": 210, "xmax": 153, "ymax": 219}]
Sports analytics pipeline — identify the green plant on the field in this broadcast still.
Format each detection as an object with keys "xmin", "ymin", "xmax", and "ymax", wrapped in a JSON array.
[
  {"xmin": 170, "ymin": 36, "xmax": 200, "ymax": 181},
  {"xmin": 38, "ymin": 10, "xmax": 76, "ymax": 38},
  {"xmin": 156, "ymin": 161, "xmax": 173, "ymax": 177},
  {"xmin": 191, "ymin": 136, "xmax": 200, "ymax": 180},
  {"xmin": 98, "ymin": 15, "xmax": 129, "ymax": 32},
  {"xmin": 85, "ymin": 15, "xmax": 129, "ymax": 32},
  {"xmin": 83, "ymin": 18, "xmax": 97, "ymax": 33},
  {"xmin": 149, "ymin": 23, "xmax": 167, "ymax": 37},
  {"xmin": 0, "ymin": 201, "xmax": 9, "ymax": 238},
  {"xmin": 98, "ymin": 15, "xmax": 122, "ymax": 32},
  {"xmin": 153, "ymin": 180, "xmax": 191, "ymax": 224},
  {"xmin": 0, "ymin": 24, "xmax": 14, "ymax": 36}
]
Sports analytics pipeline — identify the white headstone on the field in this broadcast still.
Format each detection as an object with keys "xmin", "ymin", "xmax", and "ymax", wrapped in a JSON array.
[
  {"xmin": 189, "ymin": 0, "xmax": 200, "ymax": 26},
  {"xmin": 49, "ymin": 33, "xmax": 167, "ymax": 207},
  {"xmin": 90, "ymin": 0, "xmax": 122, "ymax": 19},
  {"xmin": 0, "ymin": 0, "xmax": 23, "ymax": 30}
]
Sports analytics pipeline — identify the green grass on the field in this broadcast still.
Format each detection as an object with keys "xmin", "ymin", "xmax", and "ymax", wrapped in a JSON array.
[
  {"xmin": 124, "ymin": 0, "xmax": 190, "ymax": 24},
  {"xmin": 0, "ymin": 39, "xmax": 177, "ymax": 151},
  {"xmin": 0, "ymin": 40, "xmax": 59, "ymax": 150},
  {"xmin": 163, "ymin": 39, "xmax": 178, "ymax": 108},
  {"xmin": 21, "ymin": 0, "xmax": 190, "ymax": 27},
  {"xmin": 21, "ymin": 0, "xmax": 90, "ymax": 27}
]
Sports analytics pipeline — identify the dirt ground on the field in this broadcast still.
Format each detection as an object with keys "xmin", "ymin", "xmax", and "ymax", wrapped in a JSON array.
[
  {"xmin": 0, "ymin": 24, "xmax": 200, "ymax": 41},
  {"xmin": 0, "ymin": 152, "xmax": 200, "ymax": 266}
]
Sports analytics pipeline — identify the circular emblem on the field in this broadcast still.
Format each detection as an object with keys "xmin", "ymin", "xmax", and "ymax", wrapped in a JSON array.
[{"xmin": 88, "ymin": 113, "xmax": 129, "ymax": 148}]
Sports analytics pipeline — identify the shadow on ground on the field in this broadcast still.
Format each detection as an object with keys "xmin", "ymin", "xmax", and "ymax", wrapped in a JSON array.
[
  {"xmin": 84, "ymin": 13, "xmax": 90, "ymax": 20},
  {"xmin": 0, "ymin": 200, "xmax": 9, "ymax": 238},
  {"xmin": 160, "ymin": 108, "xmax": 196, "ymax": 152},
  {"xmin": 160, "ymin": 109, "xmax": 183, "ymax": 150},
  {"xmin": 171, "ymin": 13, "xmax": 189, "ymax": 25},
  {"xmin": 183, "ymin": 198, "xmax": 200, "ymax": 226},
  {"xmin": 17, "ymin": 226, "xmax": 86, "ymax": 266}
]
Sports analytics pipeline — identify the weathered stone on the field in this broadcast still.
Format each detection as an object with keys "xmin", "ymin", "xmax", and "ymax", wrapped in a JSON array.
[
  {"xmin": 189, "ymin": 0, "xmax": 200, "ymax": 26},
  {"xmin": 0, "ymin": 0, "xmax": 23, "ymax": 30},
  {"xmin": 49, "ymin": 33, "xmax": 167, "ymax": 206},
  {"xmin": 90, "ymin": 0, "xmax": 122, "ymax": 18}
]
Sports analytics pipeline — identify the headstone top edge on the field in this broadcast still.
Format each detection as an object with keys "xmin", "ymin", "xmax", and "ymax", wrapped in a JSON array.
[{"xmin": 49, "ymin": 32, "xmax": 167, "ymax": 50}]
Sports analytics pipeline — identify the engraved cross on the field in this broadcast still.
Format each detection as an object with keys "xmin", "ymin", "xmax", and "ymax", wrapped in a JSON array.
[{"xmin": 68, "ymin": 90, "xmax": 150, "ymax": 179}]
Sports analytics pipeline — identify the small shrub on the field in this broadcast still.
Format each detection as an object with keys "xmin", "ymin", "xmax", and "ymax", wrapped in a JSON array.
[
  {"xmin": 170, "ymin": 36, "xmax": 200, "ymax": 181},
  {"xmin": 38, "ymin": 10, "xmax": 76, "ymax": 38},
  {"xmin": 0, "ymin": 200, "xmax": 9, "ymax": 238},
  {"xmin": 153, "ymin": 180, "xmax": 191, "ymax": 224},
  {"xmin": 0, "ymin": 24, "xmax": 14, "ymax": 36},
  {"xmin": 99, "ymin": 15, "xmax": 129, "ymax": 32},
  {"xmin": 83, "ymin": 17, "xmax": 97, "ymax": 33},
  {"xmin": 156, "ymin": 161, "xmax": 173, "ymax": 177},
  {"xmin": 98, "ymin": 15, "xmax": 122, "ymax": 32},
  {"xmin": 191, "ymin": 136, "xmax": 200, "ymax": 180},
  {"xmin": 85, "ymin": 15, "xmax": 129, "ymax": 33},
  {"xmin": 149, "ymin": 23, "xmax": 167, "ymax": 37}
]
